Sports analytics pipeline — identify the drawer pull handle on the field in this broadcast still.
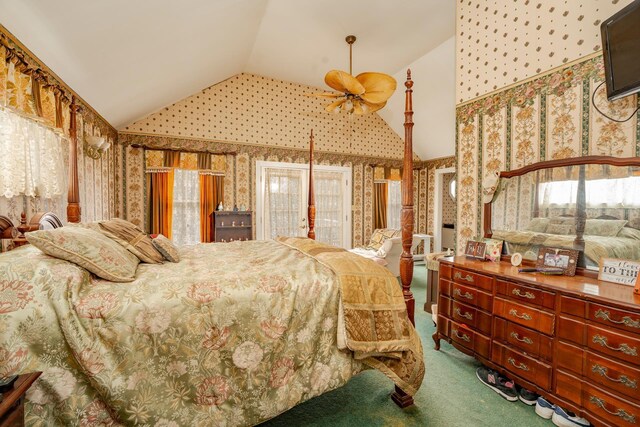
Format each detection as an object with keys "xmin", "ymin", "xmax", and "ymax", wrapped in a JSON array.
[
  {"xmin": 592, "ymin": 335, "xmax": 638, "ymax": 357},
  {"xmin": 512, "ymin": 288, "xmax": 535, "ymax": 299},
  {"xmin": 595, "ymin": 309, "xmax": 640, "ymax": 329},
  {"xmin": 507, "ymin": 357, "xmax": 529, "ymax": 371},
  {"xmin": 454, "ymin": 288, "xmax": 473, "ymax": 300},
  {"xmin": 454, "ymin": 272, "xmax": 474, "ymax": 283},
  {"xmin": 509, "ymin": 308, "xmax": 532, "ymax": 321},
  {"xmin": 455, "ymin": 308, "xmax": 473, "ymax": 320},
  {"xmin": 510, "ymin": 331, "xmax": 533, "ymax": 345},
  {"xmin": 591, "ymin": 364, "xmax": 638, "ymax": 389},
  {"xmin": 589, "ymin": 396, "xmax": 636, "ymax": 424},
  {"xmin": 452, "ymin": 329, "xmax": 471, "ymax": 342}
]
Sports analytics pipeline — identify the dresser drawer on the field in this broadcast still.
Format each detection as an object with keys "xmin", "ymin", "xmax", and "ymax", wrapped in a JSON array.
[
  {"xmin": 557, "ymin": 340, "xmax": 584, "ymax": 376},
  {"xmin": 450, "ymin": 320, "xmax": 491, "ymax": 360},
  {"xmin": 555, "ymin": 369, "xmax": 583, "ymax": 408},
  {"xmin": 451, "ymin": 282, "xmax": 492, "ymax": 312},
  {"xmin": 440, "ymin": 263, "xmax": 452, "ymax": 280},
  {"xmin": 583, "ymin": 383, "xmax": 640, "ymax": 427},
  {"xmin": 494, "ymin": 297, "xmax": 555, "ymax": 336},
  {"xmin": 588, "ymin": 324, "xmax": 640, "ymax": 365},
  {"xmin": 452, "ymin": 300, "xmax": 492, "ymax": 335},
  {"xmin": 452, "ymin": 267, "xmax": 492, "ymax": 292},
  {"xmin": 589, "ymin": 304, "xmax": 640, "ymax": 336},
  {"xmin": 439, "ymin": 279, "xmax": 452, "ymax": 297},
  {"xmin": 496, "ymin": 280, "xmax": 555, "ymax": 310},
  {"xmin": 492, "ymin": 341, "xmax": 552, "ymax": 390},
  {"xmin": 437, "ymin": 315, "xmax": 450, "ymax": 337},
  {"xmin": 438, "ymin": 295, "xmax": 451, "ymax": 318},
  {"xmin": 586, "ymin": 351, "xmax": 640, "ymax": 401},
  {"xmin": 494, "ymin": 317, "xmax": 552, "ymax": 361}
]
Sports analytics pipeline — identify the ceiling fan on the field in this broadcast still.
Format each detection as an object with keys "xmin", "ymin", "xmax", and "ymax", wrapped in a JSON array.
[{"xmin": 311, "ymin": 35, "xmax": 397, "ymax": 115}]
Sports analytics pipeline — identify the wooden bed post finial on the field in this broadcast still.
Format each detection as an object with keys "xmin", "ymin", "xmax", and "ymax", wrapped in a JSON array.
[
  {"xmin": 307, "ymin": 129, "xmax": 316, "ymax": 240},
  {"xmin": 67, "ymin": 97, "xmax": 81, "ymax": 223},
  {"xmin": 391, "ymin": 69, "xmax": 416, "ymax": 409}
]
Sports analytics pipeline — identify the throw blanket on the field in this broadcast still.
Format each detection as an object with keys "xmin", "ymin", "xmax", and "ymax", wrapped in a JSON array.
[{"xmin": 277, "ymin": 237, "xmax": 425, "ymax": 396}]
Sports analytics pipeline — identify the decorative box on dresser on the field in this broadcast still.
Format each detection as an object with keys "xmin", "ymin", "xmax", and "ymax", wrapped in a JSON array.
[
  {"xmin": 211, "ymin": 211, "xmax": 253, "ymax": 243},
  {"xmin": 433, "ymin": 256, "xmax": 640, "ymax": 427}
]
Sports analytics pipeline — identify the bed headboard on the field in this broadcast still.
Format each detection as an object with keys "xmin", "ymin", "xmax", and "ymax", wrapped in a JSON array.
[{"xmin": 0, "ymin": 211, "xmax": 64, "ymax": 250}]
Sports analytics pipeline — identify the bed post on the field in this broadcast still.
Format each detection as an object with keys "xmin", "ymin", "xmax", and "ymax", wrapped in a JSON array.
[
  {"xmin": 67, "ymin": 97, "xmax": 81, "ymax": 223},
  {"xmin": 307, "ymin": 129, "xmax": 316, "ymax": 240},
  {"xmin": 391, "ymin": 70, "xmax": 415, "ymax": 409}
]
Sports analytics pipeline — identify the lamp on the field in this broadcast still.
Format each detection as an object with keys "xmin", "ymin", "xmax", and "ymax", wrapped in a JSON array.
[{"xmin": 84, "ymin": 135, "xmax": 111, "ymax": 159}]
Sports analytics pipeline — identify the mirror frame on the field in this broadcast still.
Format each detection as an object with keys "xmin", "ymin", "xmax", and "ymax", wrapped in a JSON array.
[{"xmin": 483, "ymin": 155, "xmax": 640, "ymax": 276}]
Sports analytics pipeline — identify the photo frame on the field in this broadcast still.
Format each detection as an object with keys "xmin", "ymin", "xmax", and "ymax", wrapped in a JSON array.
[
  {"xmin": 536, "ymin": 246, "xmax": 579, "ymax": 276},
  {"xmin": 482, "ymin": 238, "xmax": 504, "ymax": 262},
  {"xmin": 464, "ymin": 240, "xmax": 487, "ymax": 260}
]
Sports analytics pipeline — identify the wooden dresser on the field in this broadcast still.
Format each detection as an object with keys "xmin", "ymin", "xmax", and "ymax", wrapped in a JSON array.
[
  {"xmin": 211, "ymin": 211, "xmax": 253, "ymax": 242},
  {"xmin": 434, "ymin": 256, "xmax": 640, "ymax": 427}
]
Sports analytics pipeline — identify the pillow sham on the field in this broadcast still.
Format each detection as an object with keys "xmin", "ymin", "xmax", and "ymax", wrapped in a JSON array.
[
  {"xmin": 367, "ymin": 228, "xmax": 400, "ymax": 251},
  {"xmin": 584, "ymin": 219, "xmax": 628, "ymax": 237},
  {"xmin": 99, "ymin": 218, "xmax": 164, "ymax": 264},
  {"xmin": 546, "ymin": 224, "xmax": 572, "ymax": 235},
  {"xmin": 526, "ymin": 218, "xmax": 549, "ymax": 233},
  {"xmin": 152, "ymin": 234, "xmax": 180, "ymax": 263},
  {"xmin": 26, "ymin": 227, "xmax": 140, "ymax": 282},
  {"xmin": 618, "ymin": 226, "xmax": 640, "ymax": 240}
]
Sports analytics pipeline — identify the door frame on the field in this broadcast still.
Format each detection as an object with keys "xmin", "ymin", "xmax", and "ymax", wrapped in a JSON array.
[
  {"xmin": 255, "ymin": 160, "xmax": 352, "ymax": 248},
  {"xmin": 433, "ymin": 167, "xmax": 456, "ymax": 252}
]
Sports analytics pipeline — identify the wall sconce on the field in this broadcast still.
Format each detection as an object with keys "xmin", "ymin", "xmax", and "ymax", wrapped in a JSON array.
[{"xmin": 85, "ymin": 135, "xmax": 111, "ymax": 159}]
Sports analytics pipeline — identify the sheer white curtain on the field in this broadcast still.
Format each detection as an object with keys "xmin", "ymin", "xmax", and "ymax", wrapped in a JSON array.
[
  {"xmin": 171, "ymin": 169, "xmax": 201, "ymax": 245},
  {"xmin": 315, "ymin": 170, "xmax": 343, "ymax": 246},
  {"xmin": 0, "ymin": 107, "xmax": 66, "ymax": 199},
  {"xmin": 539, "ymin": 177, "xmax": 640, "ymax": 208},
  {"xmin": 387, "ymin": 180, "xmax": 402, "ymax": 229},
  {"xmin": 264, "ymin": 168, "xmax": 303, "ymax": 239}
]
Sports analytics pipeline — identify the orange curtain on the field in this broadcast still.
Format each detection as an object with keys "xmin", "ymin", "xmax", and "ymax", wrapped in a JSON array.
[
  {"xmin": 200, "ymin": 174, "xmax": 224, "ymax": 242},
  {"xmin": 147, "ymin": 170, "xmax": 174, "ymax": 238},
  {"xmin": 373, "ymin": 182, "xmax": 388, "ymax": 230}
]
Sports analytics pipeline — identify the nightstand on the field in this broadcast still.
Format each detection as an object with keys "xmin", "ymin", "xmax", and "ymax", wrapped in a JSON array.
[{"xmin": 0, "ymin": 372, "xmax": 41, "ymax": 427}]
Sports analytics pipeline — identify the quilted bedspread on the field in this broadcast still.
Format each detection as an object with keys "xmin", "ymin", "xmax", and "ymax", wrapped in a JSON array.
[{"xmin": 0, "ymin": 239, "xmax": 422, "ymax": 426}]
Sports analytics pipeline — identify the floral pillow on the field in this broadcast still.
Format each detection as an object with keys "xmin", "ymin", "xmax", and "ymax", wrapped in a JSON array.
[
  {"xmin": 584, "ymin": 219, "xmax": 628, "ymax": 237},
  {"xmin": 99, "ymin": 218, "xmax": 164, "ymax": 264},
  {"xmin": 152, "ymin": 234, "xmax": 180, "ymax": 263},
  {"xmin": 26, "ymin": 227, "xmax": 140, "ymax": 282},
  {"xmin": 546, "ymin": 224, "xmax": 572, "ymax": 235},
  {"xmin": 526, "ymin": 218, "xmax": 549, "ymax": 233}
]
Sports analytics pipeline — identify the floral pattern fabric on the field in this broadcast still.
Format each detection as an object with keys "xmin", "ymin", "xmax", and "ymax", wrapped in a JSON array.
[{"xmin": 0, "ymin": 240, "xmax": 369, "ymax": 426}]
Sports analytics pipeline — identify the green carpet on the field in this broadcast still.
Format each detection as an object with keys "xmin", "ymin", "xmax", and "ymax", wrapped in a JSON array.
[{"xmin": 261, "ymin": 265, "xmax": 549, "ymax": 427}]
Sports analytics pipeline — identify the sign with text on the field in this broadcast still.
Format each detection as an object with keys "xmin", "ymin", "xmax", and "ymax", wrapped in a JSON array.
[{"xmin": 598, "ymin": 258, "xmax": 640, "ymax": 287}]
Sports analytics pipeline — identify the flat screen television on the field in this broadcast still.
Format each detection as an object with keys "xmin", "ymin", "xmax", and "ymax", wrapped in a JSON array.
[{"xmin": 601, "ymin": 0, "xmax": 640, "ymax": 101}]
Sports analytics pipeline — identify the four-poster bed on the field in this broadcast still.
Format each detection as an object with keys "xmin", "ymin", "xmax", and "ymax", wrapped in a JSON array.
[{"xmin": 0, "ymin": 72, "xmax": 421, "ymax": 424}]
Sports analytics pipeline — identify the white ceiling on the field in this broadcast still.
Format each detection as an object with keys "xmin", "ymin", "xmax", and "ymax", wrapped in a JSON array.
[{"xmin": 0, "ymin": 0, "xmax": 455, "ymax": 159}]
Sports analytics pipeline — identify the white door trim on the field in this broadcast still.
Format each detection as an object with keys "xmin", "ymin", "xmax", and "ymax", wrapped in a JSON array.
[{"xmin": 433, "ymin": 167, "xmax": 456, "ymax": 252}]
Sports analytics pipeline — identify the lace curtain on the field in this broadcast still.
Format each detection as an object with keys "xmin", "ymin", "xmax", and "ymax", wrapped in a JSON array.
[
  {"xmin": 264, "ymin": 168, "xmax": 303, "ymax": 239},
  {"xmin": 171, "ymin": 169, "xmax": 201, "ymax": 245},
  {"xmin": 0, "ymin": 107, "xmax": 66, "ymax": 199},
  {"xmin": 387, "ymin": 180, "xmax": 402, "ymax": 229},
  {"xmin": 539, "ymin": 177, "xmax": 640, "ymax": 209},
  {"xmin": 315, "ymin": 170, "xmax": 343, "ymax": 246}
]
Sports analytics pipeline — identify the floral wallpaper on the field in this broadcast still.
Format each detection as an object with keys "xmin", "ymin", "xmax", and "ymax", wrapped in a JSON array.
[{"xmin": 455, "ymin": 55, "xmax": 640, "ymax": 253}]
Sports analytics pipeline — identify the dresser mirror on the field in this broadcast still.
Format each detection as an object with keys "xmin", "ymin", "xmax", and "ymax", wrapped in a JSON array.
[{"xmin": 484, "ymin": 157, "xmax": 640, "ymax": 271}]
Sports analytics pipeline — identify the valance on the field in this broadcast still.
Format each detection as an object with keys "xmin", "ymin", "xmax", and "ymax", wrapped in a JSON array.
[
  {"xmin": 145, "ymin": 149, "xmax": 226, "ymax": 175},
  {"xmin": 373, "ymin": 165, "xmax": 402, "ymax": 182}
]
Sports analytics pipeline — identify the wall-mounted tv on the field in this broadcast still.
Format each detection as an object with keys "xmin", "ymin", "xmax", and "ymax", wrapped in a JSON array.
[{"xmin": 601, "ymin": 0, "xmax": 640, "ymax": 101}]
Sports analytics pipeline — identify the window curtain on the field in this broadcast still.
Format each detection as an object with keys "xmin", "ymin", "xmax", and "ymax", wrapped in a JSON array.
[
  {"xmin": 171, "ymin": 169, "xmax": 201, "ymax": 245},
  {"xmin": 0, "ymin": 107, "xmax": 67, "ymax": 199},
  {"xmin": 315, "ymin": 170, "xmax": 343, "ymax": 247},
  {"xmin": 264, "ymin": 168, "xmax": 302, "ymax": 239},
  {"xmin": 373, "ymin": 182, "xmax": 388, "ymax": 230},
  {"xmin": 200, "ymin": 174, "xmax": 223, "ymax": 243},
  {"xmin": 387, "ymin": 180, "xmax": 402, "ymax": 229},
  {"xmin": 147, "ymin": 170, "xmax": 174, "ymax": 238}
]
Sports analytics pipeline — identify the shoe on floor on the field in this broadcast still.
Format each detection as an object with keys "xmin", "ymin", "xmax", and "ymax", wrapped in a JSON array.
[
  {"xmin": 535, "ymin": 396, "xmax": 556, "ymax": 419},
  {"xmin": 475, "ymin": 366, "xmax": 518, "ymax": 401},
  {"xmin": 551, "ymin": 406, "xmax": 590, "ymax": 427},
  {"xmin": 517, "ymin": 386, "xmax": 539, "ymax": 405}
]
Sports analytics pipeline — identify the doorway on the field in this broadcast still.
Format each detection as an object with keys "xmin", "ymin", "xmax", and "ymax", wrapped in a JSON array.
[{"xmin": 433, "ymin": 167, "xmax": 456, "ymax": 252}]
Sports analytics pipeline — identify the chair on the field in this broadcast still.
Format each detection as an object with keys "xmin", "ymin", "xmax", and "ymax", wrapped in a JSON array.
[{"xmin": 349, "ymin": 229, "xmax": 420, "ymax": 277}]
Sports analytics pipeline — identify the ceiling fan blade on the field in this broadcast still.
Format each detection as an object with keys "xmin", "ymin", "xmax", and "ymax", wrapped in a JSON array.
[
  {"xmin": 356, "ymin": 72, "xmax": 397, "ymax": 104},
  {"xmin": 307, "ymin": 92, "xmax": 342, "ymax": 99},
  {"xmin": 363, "ymin": 100, "xmax": 387, "ymax": 113},
  {"xmin": 325, "ymin": 98, "xmax": 346, "ymax": 113},
  {"xmin": 325, "ymin": 70, "xmax": 365, "ymax": 95}
]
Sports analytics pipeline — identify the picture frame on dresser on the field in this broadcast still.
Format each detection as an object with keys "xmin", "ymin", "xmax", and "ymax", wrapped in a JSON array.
[{"xmin": 536, "ymin": 246, "xmax": 579, "ymax": 277}]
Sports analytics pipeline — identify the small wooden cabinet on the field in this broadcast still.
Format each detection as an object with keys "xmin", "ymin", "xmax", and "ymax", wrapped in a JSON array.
[
  {"xmin": 434, "ymin": 257, "xmax": 640, "ymax": 427},
  {"xmin": 211, "ymin": 211, "xmax": 253, "ymax": 243},
  {"xmin": 0, "ymin": 372, "xmax": 41, "ymax": 427}
]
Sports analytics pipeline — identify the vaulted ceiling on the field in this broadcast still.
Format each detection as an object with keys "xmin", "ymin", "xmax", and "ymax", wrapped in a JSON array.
[{"xmin": 0, "ymin": 0, "xmax": 455, "ymax": 159}]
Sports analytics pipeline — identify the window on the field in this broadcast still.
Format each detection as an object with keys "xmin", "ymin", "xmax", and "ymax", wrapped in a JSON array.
[
  {"xmin": 171, "ymin": 169, "xmax": 201, "ymax": 245},
  {"xmin": 449, "ymin": 178, "xmax": 456, "ymax": 201},
  {"xmin": 538, "ymin": 176, "xmax": 640, "ymax": 208},
  {"xmin": 387, "ymin": 180, "xmax": 402, "ymax": 229}
]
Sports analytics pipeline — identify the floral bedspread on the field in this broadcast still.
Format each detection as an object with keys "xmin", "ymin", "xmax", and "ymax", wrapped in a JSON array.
[{"xmin": 0, "ymin": 240, "xmax": 369, "ymax": 426}]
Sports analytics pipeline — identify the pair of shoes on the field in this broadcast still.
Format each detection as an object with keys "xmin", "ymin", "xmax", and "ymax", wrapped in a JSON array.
[
  {"xmin": 475, "ymin": 366, "xmax": 518, "ymax": 401},
  {"xmin": 535, "ymin": 397, "xmax": 590, "ymax": 426},
  {"xmin": 517, "ymin": 386, "xmax": 538, "ymax": 405}
]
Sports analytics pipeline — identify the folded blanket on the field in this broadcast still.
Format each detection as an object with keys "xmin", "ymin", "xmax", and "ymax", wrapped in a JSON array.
[{"xmin": 277, "ymin": 237, "xmax": 425, "ymax": 396}]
